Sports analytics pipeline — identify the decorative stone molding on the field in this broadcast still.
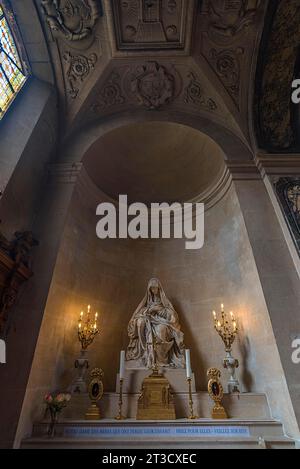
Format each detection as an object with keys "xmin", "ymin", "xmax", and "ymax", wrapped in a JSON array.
[
  {"xmin": 63, "ymin": 51, "xmax": 97, "ymax": 98},
  {"xmin": 92, "ymin": 72, "xmax": 126, "ymax": 112},
  {"xmin": 47, "ymin": 162, "xmax": 83, "ymax": 184},
  {"xmin": 184, "ymin": 72, "xmax": 217, "ymax": 111},
  {"xmin": 256, "ymin": 154, "xmax": 300, "ymax": 176},
  {"xmin": 41, "ymin": 0, "xmax": 102, "ymax": 41},
  {"xmin": 204, "ymin": 0, "xmax": 261, "ymax": 41},
  {"xmin": 130, "ymin": 61, "xmax": 175, "ymax": 109},
  {"xmin": 226, "ymin": 161, "xmax": 261, "ymax": 180},
  {"xmin": 111, "ymin": 0, "xmax": 191, "ymax": 51},
  {"xmin": 207, "ymin": 47, "xmax": 244, "ymax": 108}
]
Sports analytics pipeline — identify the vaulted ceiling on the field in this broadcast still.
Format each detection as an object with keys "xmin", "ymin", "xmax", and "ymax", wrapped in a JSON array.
[
  {"xmin": 34, "ymin": 1, "xmax": 264, "ymax": 146},
  {"xmin": 15, "ymin": 0, "xmax": 300, "ymax": 153}
]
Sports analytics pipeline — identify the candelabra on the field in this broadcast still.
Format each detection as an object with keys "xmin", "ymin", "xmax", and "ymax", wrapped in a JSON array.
[
  {"xmin": 71, "ymin": 305, "xmax": 99, "ymax": 394},
  {"xmin": 213, "ymin": 304, "xmax": 240, "ymax": 393}
]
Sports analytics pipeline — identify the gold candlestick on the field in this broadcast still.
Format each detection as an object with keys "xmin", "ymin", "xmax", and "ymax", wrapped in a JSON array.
[
  {"xmin": 187, "ymin": 377, "xmax": 198, "ymax": 420},
  {"xmin": 212, "ymin": 304, "xmax": 240, "ymax": 393},
  {"xmin": 115, "ymin": 378, "xmax": 126, "ymax": 420}
]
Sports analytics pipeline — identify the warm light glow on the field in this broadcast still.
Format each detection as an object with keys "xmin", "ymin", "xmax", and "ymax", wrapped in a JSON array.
[
  {"xmin": 212, "ymin": 303, "xmax": 238, "ymax": 351},
  {"xmin": 77, "ymin": 304, "xmax": 100, "ymax": 350}
]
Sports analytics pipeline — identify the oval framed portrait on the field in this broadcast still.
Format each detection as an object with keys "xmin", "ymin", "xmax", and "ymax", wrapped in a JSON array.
[
  {"xmin": 88, "ymin": 377, "xmax": 104, "ymax": 402},
  {"xmin": 208, "ymin": 378, "xmax": 224, "ymax": 402}
]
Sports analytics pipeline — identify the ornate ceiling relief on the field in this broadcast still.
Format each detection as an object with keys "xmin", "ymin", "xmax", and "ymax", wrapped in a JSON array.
[
  {"xmin": 40, "ymin": 1, "xmax": 103, "ymax": 108},
  {"xmin": 111, "ymin": 0, "xmax": 192, "ymax": 50},
  {"xmin": 184, "ymin": 72, "xmax": 217, "ymax": 112},
  {"xmin": 85, "ymin": 61, "xmax": 220, "ymax": 123},
  {"xmin": 197, "ymin": 1, "xmax": 261, "ymax": 111},
  {"xmin": 92, "ymin": 72, "xmax": 126, "ymax": 112},
  {"xmin": 204, "ymin": 0, "xmax": 261, "ymax": 41},
  {"xmin": 41, "ymin": 0, "xmax": 103, "ymax": 41},
  {"xmin": 256, "ymin": 0, "xmax": 300, "ymax": 151},
  {"xmin": 207, "ymin": 47, "xmax": 244, "ymax": 108},
  {"xmin": 129, "ymin": 61, "xmax": 176, "ymax": 110},
  {"xmin": 63, "ymin": 52, "xmax": 97, "ymax": 98}
]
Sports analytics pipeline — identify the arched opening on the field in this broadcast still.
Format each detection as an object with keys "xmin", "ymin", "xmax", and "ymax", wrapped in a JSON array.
[
  {"xmin": 14, "ymin": 120, "xmax": 298, "ymax": 444},
  {"xmin": 83, "ymin": 122, "xmax": 226, "ymax": 204}
]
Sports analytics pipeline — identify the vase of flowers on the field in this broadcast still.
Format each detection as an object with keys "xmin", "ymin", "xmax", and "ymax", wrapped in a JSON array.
[{"xmin": 44, "ymin": 392, "xmax": 71, "ymax": 438}]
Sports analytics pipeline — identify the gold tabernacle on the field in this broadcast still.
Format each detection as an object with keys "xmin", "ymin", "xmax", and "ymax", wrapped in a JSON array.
[{"xmin": 137, "ymin": 366, "xmax": 176, "ymax": 420}]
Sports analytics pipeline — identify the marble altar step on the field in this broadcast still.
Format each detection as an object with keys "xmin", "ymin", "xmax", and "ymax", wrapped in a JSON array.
[
  {"xmin": 63, "ymin": 392, "xmax": 272, "ymax": 421},
  {"xmin": 21, "ymin": 419, "xmax": 295, "ymax": 449}
]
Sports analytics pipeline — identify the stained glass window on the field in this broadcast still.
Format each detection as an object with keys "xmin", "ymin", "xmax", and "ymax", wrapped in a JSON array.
[{"xmin": 0, "ymin": 3, "xmax": 29, "ymax": 120}]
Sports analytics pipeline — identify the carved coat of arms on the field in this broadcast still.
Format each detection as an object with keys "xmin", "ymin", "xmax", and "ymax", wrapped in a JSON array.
[
  {"xmin": 207, "ymin": 0, "xmax": 261, "ymax": 37},
  {"xmin": 131, "ymin": 62, "xmax": 175, "ymax": 110},
  {"xmin": 41, "ymin": 0, "xmax": 102, "ymax": 41}
]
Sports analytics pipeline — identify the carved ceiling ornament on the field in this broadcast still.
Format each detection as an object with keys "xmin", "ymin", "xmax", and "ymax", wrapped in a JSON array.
[
  {"xmin": 41, "ymin": 0, "xmax": 102, "ymax": 41},
  {"xmin": 208, "ymin": 47, "xmax": 244, "ymax": 107},
  {"xmin": 256, "ymin": 0, "xmax": 300, "ymax": 151},
  {"xmin": 130, "ymin": 61, "xmax": 175, "ymax": 109},
  {"xmin": 63, "ymin": 51, "xmax": 97, "ymax": 98},
  {"xmin": 112, "ymin": 0, "xmax": 190, "ymax": 50},
  {"xmin": 92, "ymin": 72, "xmax": 126, "ymax": 112},
  {"xmin": 184, "ymin": 72, "xmax": 217, "ymax": 112},
  {"xmin": 205, "ymin": 0, "xmax": 261, "ymax": 40}
]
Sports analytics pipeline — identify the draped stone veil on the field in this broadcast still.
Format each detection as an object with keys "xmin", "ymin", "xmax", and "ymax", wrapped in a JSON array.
[{"xmin": 126, "ymin": 278, "xmax": 185, "ymax": 368}]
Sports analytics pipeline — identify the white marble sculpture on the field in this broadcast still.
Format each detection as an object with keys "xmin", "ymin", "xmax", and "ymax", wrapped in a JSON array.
[{"xmin": 126, "ymin": 278, "xmax": 185, "ymax": 368}]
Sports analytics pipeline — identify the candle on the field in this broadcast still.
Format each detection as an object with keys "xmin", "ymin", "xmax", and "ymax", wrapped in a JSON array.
[
  {"xmin": 212, "ymin": 311, "xmax": 216, "ymax": 320},
  {"xmin": 185, "ymin": 349, "xmax": 192, "ymax": 379},
  {"xmin": 119, "ymin": 350, "xmax": 126, "ymax": 380}
]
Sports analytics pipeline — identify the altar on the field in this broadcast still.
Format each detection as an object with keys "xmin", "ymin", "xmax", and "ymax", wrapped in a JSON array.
[
  {"xmin": 20, "ymin": 279, "xmax": 297, "ymax": 449},
  {"xmin": 21, "ymin": 393, "xmax": 295, "ymax": 449}
]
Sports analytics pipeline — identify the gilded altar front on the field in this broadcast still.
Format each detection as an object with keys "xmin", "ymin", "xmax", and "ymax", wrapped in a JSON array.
[{"xmin": 137, "ymin": 369, "xmax": 176, "ymax": 420}]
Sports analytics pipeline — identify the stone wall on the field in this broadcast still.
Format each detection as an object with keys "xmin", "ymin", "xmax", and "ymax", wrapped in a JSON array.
[
  {"xmin": 0, "ymin": 77, "xmax": 58, "ymax": 449},
  {"xmin": 15, "ymin": 168, "xmax": 298, "ymax": 445}
]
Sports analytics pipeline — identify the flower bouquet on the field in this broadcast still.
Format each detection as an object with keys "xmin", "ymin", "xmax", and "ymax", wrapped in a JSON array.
[{"xmin": 44, "ymin": 392, "xmax": 71, "ymax": 437}]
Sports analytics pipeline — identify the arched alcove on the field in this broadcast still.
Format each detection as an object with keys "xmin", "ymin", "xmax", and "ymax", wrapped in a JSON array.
[{"xmin": 15, "ymin": 120, "xmax": 298, "ymax": 445}]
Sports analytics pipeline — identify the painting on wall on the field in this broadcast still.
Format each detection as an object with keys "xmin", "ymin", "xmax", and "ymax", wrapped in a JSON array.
[{"xmin": 275, "ymin": 177, "xmax": 300, "ymax": 254}]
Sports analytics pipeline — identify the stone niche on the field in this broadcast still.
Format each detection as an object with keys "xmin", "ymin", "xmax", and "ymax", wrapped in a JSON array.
[{"xmin": 18, "ymin": 122, "xmax": 298, "ymax": 440}]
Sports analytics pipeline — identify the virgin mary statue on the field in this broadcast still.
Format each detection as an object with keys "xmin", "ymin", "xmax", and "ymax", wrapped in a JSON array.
[{"xmin": 126, "ymin": 278, "xmax": 185, "ymax": 368}]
